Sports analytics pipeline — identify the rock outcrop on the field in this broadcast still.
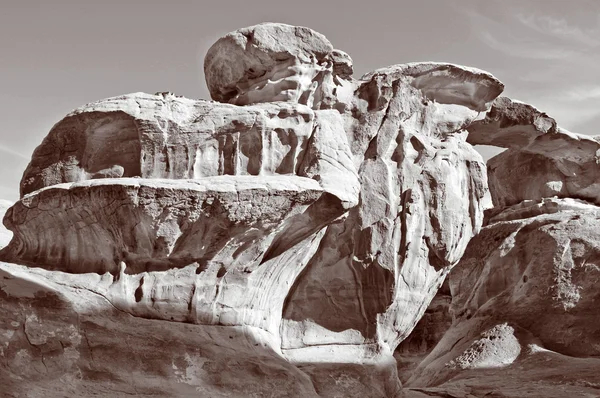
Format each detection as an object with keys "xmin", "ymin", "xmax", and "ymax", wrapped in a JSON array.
[
  {"xmin": 403, "ymin": 198, "xmax": 600, "ymax": 397},
  {"xmin": 280, "ymin": 60, "xmax": 498, "ymax": 360},
  {"xmin": 0, "ymin": 260, "xmax": 326, "ymax": 397},
  {"xmin": 10, "ymin": 21, "xmax": 600, "ymax": 397},
  {"xmin": 468, "ymin": 97, "xmax": 600, "ymax": 207},
  {"xmin": 19, "ymin": 94, "xmax": 360, "ymax": 204},
  {"xmin": 392, "ymin": 91, "xmax": 600, "ymax": 396},
  {"xmin": 5, "ymin": 176, "xmax": 336, "ymax": 274},
  {"xmin": 204, "ymin": 23, "xmax": 349, "ymax": 110},
  {"xmin": 4, "ymin": 22, "xmax": 501, "ymax": 364}
]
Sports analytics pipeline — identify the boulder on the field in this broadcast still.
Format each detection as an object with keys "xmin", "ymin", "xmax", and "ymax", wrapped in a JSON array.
[
  {"xmin": 204, "ymin": 23, "xmax": 334, "ymax": 104},
  {"xmin": 403, "ymin": 198, "xmax": 600, "ymax": 397},
  {"xmin": 467, "ymin": 96, "xmax": 557, "ymax": 148},
  {"xmin": 204, "ymin": 23, "xmax": 356, "ymax": 110},
  {"xmin": 468, "ymin": 97, "xmax": 600, "ymax": 207}
]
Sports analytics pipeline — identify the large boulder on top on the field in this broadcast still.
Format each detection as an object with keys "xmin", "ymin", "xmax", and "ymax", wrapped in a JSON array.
[{"xmin": 204, "ymin": 23, "xmax": 342, "ymax": 107}]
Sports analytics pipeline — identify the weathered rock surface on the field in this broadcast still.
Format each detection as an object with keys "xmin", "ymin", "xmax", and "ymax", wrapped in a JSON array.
[
  {"xmin": 275, "ymin": 60, "xmax": 498, "ymax": 358},
  {"xmin": 4, "ymin": 176, "xmax": 336, "ymax": 275},
  {"xmin": 204, "ymin": 23, "xmax": 334, "ymax": 105},
  {"xmin": 5, "ymin": 22, "xmax": 501, "ymax": 364},
  {"xmin": 361, "ymin": 62, "xmax": 503, "ymax": 112},
  {"xmin": 0, "ymin": 261, "xmax": 325, "ymax": 397},
  {"xmin": 204, "ymin": 23, "xmax": 356, "ymax": 112},
  {"xmin": 468, "ymin": 97, "xmax": 600, "ymax": 207},
  {"xmin": 15, "ymin": 21, "xmax": 598, "ymax": 398},
  {"xmin": 467, "ymin": 96, "xmax": 557, "ymax": 148},
  {"xmin": 19, "ymin": 93, "xmax": 360, "ymax": 205},
  {"xmin": 402, "ymin": 198, "xmax": 600, "ymax": 397}
]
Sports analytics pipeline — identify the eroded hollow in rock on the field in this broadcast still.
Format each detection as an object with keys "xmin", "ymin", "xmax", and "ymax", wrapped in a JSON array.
[{"xmin": 80, "ymin": 112, "xmax": 142, "ymax": 178}]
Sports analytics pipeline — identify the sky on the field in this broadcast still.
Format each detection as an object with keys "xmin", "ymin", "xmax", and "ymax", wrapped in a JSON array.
[{"xmin": 1, "ymin": 0, "xmax": 599, "ymax": 201}]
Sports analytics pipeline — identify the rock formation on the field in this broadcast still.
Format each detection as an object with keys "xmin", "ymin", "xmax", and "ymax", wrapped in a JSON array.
[
  {"xmin": 401, "ymin": 198, "xmax": 600, "ymax": 397},
  {"xmin": 1, "ymin": 22, "xmax": 598, "ymax": 397},
  {"xmin": 399, "ymin": 96, "xmax": 600, "ymax": 397},
  {"xmin": 468, "ymin": 97, "xmax": 600, "ymax": 207}
]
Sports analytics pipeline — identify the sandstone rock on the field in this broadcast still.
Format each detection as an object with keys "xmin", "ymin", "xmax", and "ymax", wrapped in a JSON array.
[
  {"xmin": 19, "ymin": 94, "xmax": 360, "ymax": 205},
  {"xmin": 204, "ymin": 22, "xmax": 349, "ymax": 110},
  {"xmin": 485, "ymin": 196, "xmax": 600, "ymax": 224},
  {"xmin": 486, "ymin": 130, "xmax": 600, "ymax": 207},
  {"xmin": 452, "ymin": 199, "xmax": 600, "ymax": 357},
  {"xmin": 346, "ymin": 62, "xmax": 504, "ymax": 164},
  {"xmin": 4, "ymin": 176, "xmax": 337, "ymax": 274},
  {"xmin": 404, "ymin": 198, "xmax": 600, "ymax": 396},
  {"xmin": 468, "ymin": 96, "xmax": 600, "ymax": 207},
  {"xmin": 467, "ymin": 96, "xmax": 557, "ymax": 148},
  {"xmin": 280, "ymin": 61, "xmax": 498, "ymax": 358},
  {"xmin": 1, "ymin": 22, "xmax": 508, "ymax": 396},
  {"xmin": 7, "ymin": 58, "xmax": 499, "ymax": 358},
  {"xmin": 0, "ymin": 261, "xmax": 324, "ymax": 397},
  {"xmin": 361, "ymin": 62, "xmax": 504, "ymax": 112},
  {"xmin": 394, "ymin": 280, "xmax": 452, "ymax": 384},
  {"xmin": 404, "ymin": 340, "xmax": 600, "ymax": 398}
]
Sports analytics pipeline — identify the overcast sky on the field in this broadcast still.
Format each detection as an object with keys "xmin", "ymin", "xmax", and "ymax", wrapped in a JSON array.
[{"xmin": 1, "ymin": 0, "xmax": 599, "ymax": 201}]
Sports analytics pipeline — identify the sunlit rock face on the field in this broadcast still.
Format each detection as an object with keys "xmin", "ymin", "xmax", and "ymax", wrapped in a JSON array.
[
  {"xmin": 19, "ymin": 94, "xmax": 359, "ymax": 204},
  {"xmin": 281, "ymin": 61, "xmax": 500, "ymax": 360},
  {"xmin": 1, "ymin": 22, "xmax": 504, "ymax": 396}
]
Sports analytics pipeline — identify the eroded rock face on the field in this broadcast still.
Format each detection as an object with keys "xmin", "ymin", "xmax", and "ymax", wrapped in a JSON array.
[
  {"xmin": 5, "ymin": 177, "xmax": 335, "ymax": 274},
  {"xmin": 467, "ymin": 96, "xmax": 557, "ymax": 148},
  {"xmin": 402, "ymin": 199, "xmax": 600, "ymax": 397},
  {"xmin": 204, "ymin": 23, "xmax": 357, "ymax": 111},
  {"xmin": 19, "ymin": 94, "xmax": 360, "ymax": 205},
  {"xmin": 281, "ymin": 62, "xmax": 498, "ymax": 359},
  {"xmin": 468, "ymin": 97, "xmax": 600, "ymax": 207},
  {"xmin": 0, "ymin": 22, "xmax": 506, "ymax": 396},
  {"xmin": 386, "ymin": 92, "xmax": 600, "ymax": 396},
  {"xmin": 394, "ymin": 281, "xmax": 452, "ymax": 384},
  {"xmin": 0, "ymin": 261, "xmax": 327, "ymax": 397},
  {"xmin": 451, "ymin": 199, "xmax": 600, "ymax": 357}
]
